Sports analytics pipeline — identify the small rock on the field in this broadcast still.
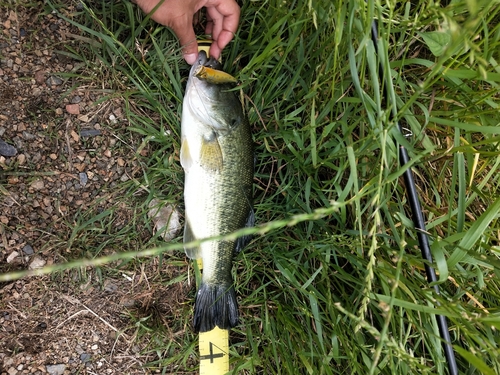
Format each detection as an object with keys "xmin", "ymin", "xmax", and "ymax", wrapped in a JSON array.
[
  {"xmin": 79, "ymin": 172, "xmax": 88, "ymax": 186},
  {"xmin": 20, "ymin": 27, "xmax": 27, "ymax": 37},
  {"xmin": 55, "ymin": 108, "xmax": 63, "ymax": 115},
  {"xmin": 77, "ymin": 114, "xmax": 90, "ymax": 122},
  {"xmin": 31, "ymin": 179, "xmax": 44, "ymax": 190},
  {"xmin": 23, "ymin": 244, "xmax": 34, "ymax": 255},
  {"xmin": 80, "ymin": 353, "xmax": 91, "ymax": 363},
  {"xmin": 22, "ymin": 131, "xmax": 36, "ymax": 140},
  {"xmin": 0, "ymin": 139, "xmax": 17, "ymax": 157},
  {"xmin": 109, "ymin": 114, "xmax": 117, "ymax": 124},
  {"xmin": 103, "ymin": 149, "xmax": 111, "ymax": 158},
  {"xmin": 103, "ymin": 280, "xmax": 118, "ymax": 293},
  {"xmin": 148, "ymin": 199, "xmax": 181, "ymax": 241},
  {"xmin": 7, "ymin": 367, "xmax": 16, "ymax": 375},
  {"xmin": 29, "ymin": 256, "xmax": 46, "ymax": 270},
  {"xmin": 120, "ymin": 298, "xmax": 135, "ymax": 308},
  {"xmin": 49, "ymin": 153, "xmax": 57, "ymax": 160},
  {"xmin": 4, "ymin": 357, "xmax": 13, "ymax": 367},
  {"xmin": 34, "ymin": 70, "xmax": 45, "ymax": 84},
  {"xmin": 46, "ymin": 364, "xmax": 66, "ymax": 375},
  {"xmin": 46, "ymin": 76, "xmax": 63, "ymax": 86},
  {"xmin": 75, "ymin": 163, "xmax": 86, "ymax": 172},
  {"xmin": 71, "ymin": 95, "xmax": 82, "ymax": 104},
  {"xmin": 17, "ymin": 153, "xmax": 26, "ymax": 165},
  {"xmin": 66, "ymin": 104, "xmax": 80, "ymax": 115},
  {"xmin": 13, "ymin": 136, "xmax": 24, "ymax": 149},
  {"xmin": 6, "ymin": 251, "xmax": 19, "ymax": 263},
  {"xmin": 80, "ymin": 129, "xmax": 101, "ymax": 137},
  {"xmin": 8, "ymin": 176, "xmax": 19, "ymax": 184}
]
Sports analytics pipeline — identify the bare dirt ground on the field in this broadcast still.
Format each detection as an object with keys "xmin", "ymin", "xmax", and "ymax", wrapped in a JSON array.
[{"xmin": 1, "ymin": 2, "xmax": 191, "ymax": 374}]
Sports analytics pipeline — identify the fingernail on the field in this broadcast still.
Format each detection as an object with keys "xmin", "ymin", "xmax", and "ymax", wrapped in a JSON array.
[{"xmin": 184, "ymin": 53, "xmax": 198, "ymax": 65}]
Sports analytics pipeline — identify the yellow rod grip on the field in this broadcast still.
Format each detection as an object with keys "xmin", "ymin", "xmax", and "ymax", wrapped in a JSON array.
[
  {"xmin": 199, "ymin": 327, "xmax": 230, "ymax": 374},
  {"xmin": 194, "ymin": 258, "xmax": 230, "ymax": 374}
]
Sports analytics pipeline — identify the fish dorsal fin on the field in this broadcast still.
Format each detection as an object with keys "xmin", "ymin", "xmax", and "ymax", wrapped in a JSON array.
[
  {"xmin": 200, "ymin": 135, "xmax": 223, "ymax": 171},
  {"xmin": 184, "ymin": 220, "xmax": 202, "ymax": 259},
  {"xmin": 180, "ymin": 138, "xmax": 192, "ymax": 171}
]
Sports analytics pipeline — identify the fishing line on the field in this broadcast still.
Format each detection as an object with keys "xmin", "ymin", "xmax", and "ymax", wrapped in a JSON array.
[{"xmin": 369, "ymin": 18, "xmax": 458, "ymax": 375}]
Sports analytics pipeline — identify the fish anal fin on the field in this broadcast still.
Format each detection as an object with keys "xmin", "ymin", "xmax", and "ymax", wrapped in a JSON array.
[{"xmin": 184, "ymin": 220, "xmax": 201, "ymax": 259}]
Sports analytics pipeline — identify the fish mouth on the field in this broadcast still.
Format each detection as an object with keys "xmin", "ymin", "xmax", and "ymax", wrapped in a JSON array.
[{"xmin": 190, "ymin": 50, "xmax": 222, "ymax": 76}]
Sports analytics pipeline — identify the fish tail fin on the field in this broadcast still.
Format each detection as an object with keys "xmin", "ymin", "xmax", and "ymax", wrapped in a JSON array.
[{"xmin": 193, "ymin": 282, "xmax": 238, "ymax": 333}]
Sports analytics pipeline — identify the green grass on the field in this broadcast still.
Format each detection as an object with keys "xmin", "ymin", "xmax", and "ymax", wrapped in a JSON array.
[{"xmin": 4, "ymin": 0, "xmax": 500, "ymax": 373}]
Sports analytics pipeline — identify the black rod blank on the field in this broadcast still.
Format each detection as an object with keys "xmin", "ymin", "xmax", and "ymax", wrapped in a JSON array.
[{"xmin": 370, "ymin": 20, "xmax": 458, "ymax": 375}]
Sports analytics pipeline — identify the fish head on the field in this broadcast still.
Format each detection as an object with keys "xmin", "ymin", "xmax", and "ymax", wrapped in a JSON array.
[{"xmin": 185, "ymin": 51, "xmax": 244, "ymax": 134}]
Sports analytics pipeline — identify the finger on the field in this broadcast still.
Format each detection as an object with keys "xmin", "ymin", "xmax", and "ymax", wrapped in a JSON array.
[
  {"xmin": 211, "ymin": 0, "xmax": 240, "ymax": 37},
  {"xmin": 207, "ymin": 1, "xmax": 240, "ymax": 57},
  {"xmin": 205, "ymin": 12, "xmax": 214, "ymax": 36},
  {"xmin": 207, "ymin": 8, "xmax": 224, "ymax": 42},
  {"xmin": 171, "ymin": 19, "xmax": 199, "ymax": 64},
  {"xmin": 207, "ymin": 20, "xmax": 223, "ymax": 58}
]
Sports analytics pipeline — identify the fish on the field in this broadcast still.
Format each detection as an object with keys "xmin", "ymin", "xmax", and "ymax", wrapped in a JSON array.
[{"xmin": 180, "ymin": 51, "xmax": 254, "ymax": 333}]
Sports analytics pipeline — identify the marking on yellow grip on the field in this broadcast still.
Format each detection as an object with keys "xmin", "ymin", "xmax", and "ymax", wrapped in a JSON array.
[
  {"xmin": 197, "ymin": 40, "xmax": 212, "ymax": 58},
  {"xmin": 194, "ymin": 259, "xmax": 230, "ymax": 375},
  {"xmin": 199, "ymin": 327, "xmax": 229, "ymax": 374},
  {"xmin": 197, "ymin": 39, "xmax": 222, "ymax": 63}
]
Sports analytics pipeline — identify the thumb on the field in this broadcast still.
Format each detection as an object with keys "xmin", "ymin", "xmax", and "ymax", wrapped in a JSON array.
[{"xmin": 172, "ymin": 23, "xmax": 199, "ymax": 65}]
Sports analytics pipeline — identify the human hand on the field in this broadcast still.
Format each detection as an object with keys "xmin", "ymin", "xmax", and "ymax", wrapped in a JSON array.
[{"xmin": 135, "ymin": 0, "xmax": 240, "ymax": 64}]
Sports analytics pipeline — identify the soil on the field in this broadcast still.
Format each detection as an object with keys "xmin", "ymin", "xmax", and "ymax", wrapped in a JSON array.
[{"xmin": 1, "ymin": 2, "xmax": 190, "ymax": 374}]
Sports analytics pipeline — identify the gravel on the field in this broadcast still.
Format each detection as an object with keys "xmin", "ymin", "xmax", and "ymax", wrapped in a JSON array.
[{"xmin": 0, "ymin": 2, "xmax": 186, "ymax": 374}]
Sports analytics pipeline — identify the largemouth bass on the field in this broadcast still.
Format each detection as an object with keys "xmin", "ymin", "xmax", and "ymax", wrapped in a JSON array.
[{"xmin": 181, "ymin": 51, "xmax": 254, "ymax": 333}]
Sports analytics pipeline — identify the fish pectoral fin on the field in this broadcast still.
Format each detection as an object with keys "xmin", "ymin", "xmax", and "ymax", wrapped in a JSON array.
[
  {"xmin": 180, "ymin": 138, "xmax": 192, "ymax": 171},
  {"xmin": 235, "ymin": 207, "xmax": 255, "ymax": 253},
  {"xmin": 200, "ymin": 135, "xmax": 223, "ymax": 171},
  {"xmin": 184, "ymin": 221, "xmax": 202, "ymax": 259}
]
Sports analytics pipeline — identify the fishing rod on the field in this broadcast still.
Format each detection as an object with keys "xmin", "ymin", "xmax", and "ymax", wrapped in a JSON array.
[{"xmin": 369, "ymin": 18, "xmax": 459, "ymax": 375}]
